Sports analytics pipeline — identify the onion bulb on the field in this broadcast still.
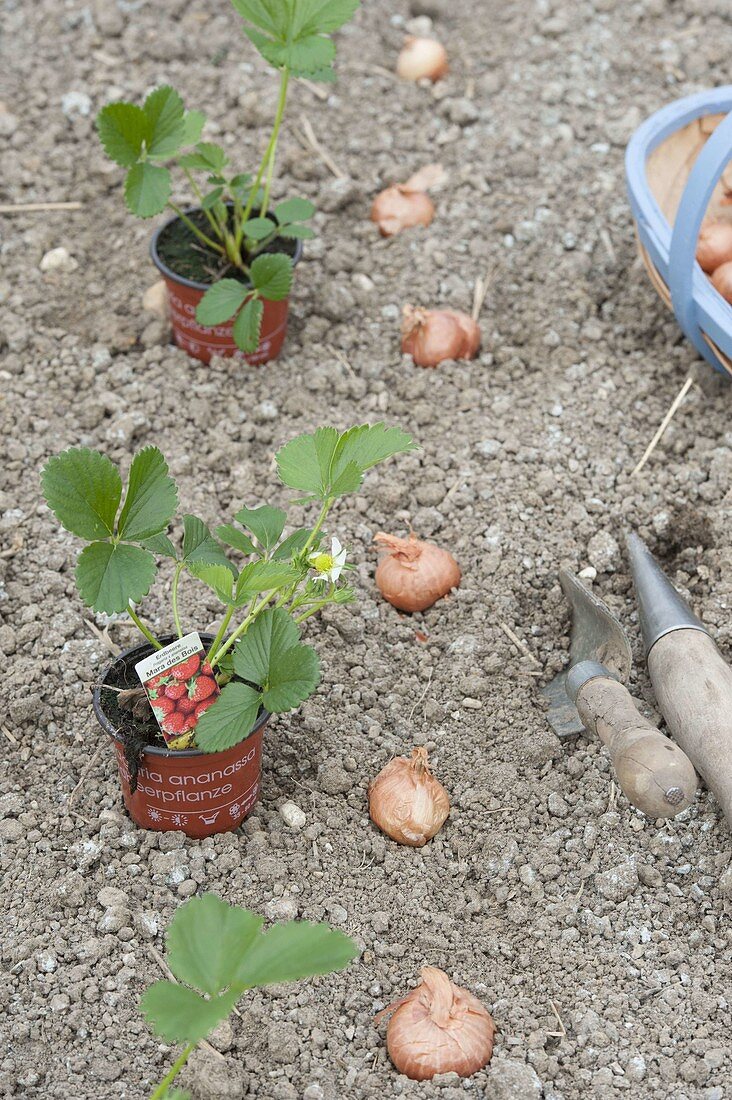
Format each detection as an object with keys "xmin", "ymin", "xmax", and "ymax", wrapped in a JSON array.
[
  {"xmin": 375, "ymin": 532, "xmax": 461, "ymax": 612},
  {"xmin": 369, "ymin": 748, "xmax": 450, "ymax": 846},
  {"xmin": 371, "ymin": 186, "xmax": 435, "ymax": 237},
  {"xmin": 397, "ymin": 36, "xmax": 449, "ymax": 82},
  {"xmin": 375, "ymin": 966, "xmax": 496, "ymax": 1080},
  {"xmin": 401, "ymin": 305, "xmax": 480, "ymax": 367},
  {"xmin": 696, "ymin": 222, "xmax": 732, "ymax": 273},
  {"xmin": 711, "ymin": 260, "xmax": 732, "ymax": 303}
]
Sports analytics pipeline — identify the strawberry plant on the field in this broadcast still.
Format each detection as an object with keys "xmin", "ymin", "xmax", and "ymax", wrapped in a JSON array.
[
  {"xmin": 41, "ymin": 424, "xmax": 415, "ymax": 754},
  {"xmin": 142, "ymin": 893, "xmax": 357, "ymax": 1099},
  {"xmin": 95, "ymin": 0, "xmax": 359, "ymax": 355}
]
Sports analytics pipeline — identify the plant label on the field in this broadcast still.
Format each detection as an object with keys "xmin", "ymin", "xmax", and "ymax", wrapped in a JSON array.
[{"xmin": 135, "ymin": 632, "xmax": 220, "ymax": 748}]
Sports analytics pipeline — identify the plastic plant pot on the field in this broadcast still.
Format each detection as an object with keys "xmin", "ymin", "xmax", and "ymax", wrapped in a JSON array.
[
  {"xmin": 151, "ymin": 209, "xmax": 303, "ymax": 366},
  {"xmin": 92, "ymin": 635, "xmax": 268, "ymax": 838}
]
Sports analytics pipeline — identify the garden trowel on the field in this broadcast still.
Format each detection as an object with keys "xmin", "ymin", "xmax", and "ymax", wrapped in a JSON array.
[
  {"xmin": 543, "ymin": 569, "xmax": 697, "ymax": 818},
  {"xmin": 627, "ymin": 532, "xmax": 732, "ymax": 830}
]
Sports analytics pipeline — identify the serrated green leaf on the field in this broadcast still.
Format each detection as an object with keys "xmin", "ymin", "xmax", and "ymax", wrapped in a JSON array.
[
  {"xmin": 196, "ymin": 279, "xmax": 248, "ymax": 325},
  {"xmin": 271, "ymin": 529, "xmax": 312, "ymax": 561},
  {"xmin": 263, "ymin": 643, "xmax": 320, "ymax": 712},
  {"xmin": 182, "ymin": 515, "xmax": 235, "ymax": 573},
  {"xmin": 232, "ymin": 607, "xmax": 300, "ymax": 687},
  {"xmin": 234, "ymin": 505, "xmax": 286, "ymax": 552},
  {"xmin": 291, "ymin": 0, "xmax": 360, "ymax": 36},
  {"xmin": 278, "ymin": 224, "xmax": 315, "ymax": 240},
  {"xmin": 275, "ymin": 427, "xmax": 339, "ymax": 498},
  {"xmin": 140, "ymin": 981, "xmax": 240, "ymax": 1044},
  {"xmin": 328, "ymin": 460, "xmax": 362, "ymax": 497},
  {"xmin": 216, "ymin": 524, "xmax": 257, "ymax": 557},
  {"xmin": 76, "ymin": 541, "xmax": 157, "ymax": 613},
  {"xmin": 230, "ymin": 0, "xmax": 285, "ymax": 35},
  {"xmin": 96, "ymin": 102, "xmax": 148, "ymax": 167},
  {"xmin": 140, "ymin": 531, "xmax": 178, "ymax": 559},
  {"xmin": 250, "ymin": 253, "xmax": 292, "ymax": 301},
  {"xmin": 41, "ymin": 447, "xmax": 122, "ymax": 540},
  {"xmin": 178, "ymin": 142, "xmax": 228, "ymax": 172},
  {"xmin": 144, "ymin": 86, "xmax": 186, "ymax": 157},
  {"xmin": 187, "ymin": 562, "xmax": 236, "ymax": 605},
  {"xmin": 201, "ymin": 187, "xmax": 224, "ymax": 210},
  {"xmin": 124, "ymin": 161, "xmax": 171, "ymax": 218},
  {"xmin": 166, "ymin": 895, "xmax": 263, "ymax": 995},
  {"xmin": 234, "ymin": 560, "xmax": 299, "ymax": 604},
  {"xmin": 332, "ymin": 423, "xmax": 417, "ymax": 478},
  {"xmin": 232, "ymin": 921, "xmax": 358, "ymax": 989},
  {"xmin": 181, "ymin": 109, "xmax": 206, "ymax": 146},
  {"xmin": 274, "ymin": 197, "xmax": 315, "ymax": 224},
  {"xmin": 242, "ymin": 217, "xmax": 276, "ymax": 241},
  {"xmin": 117, "ymin": 447, "xmax": 178, "ymax": 541},
  {"xmin": 232, "ymin": 297, "xmax": 263, "ymax": 354},
  {"xmin": 194, "ymin": 681, "xmax": 263, "ymax": 752}
]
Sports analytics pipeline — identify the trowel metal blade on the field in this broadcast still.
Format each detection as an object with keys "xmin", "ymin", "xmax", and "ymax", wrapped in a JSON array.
[{"xmin": 542, "ymin": 569, "xmax": 633, "ymax": 739}]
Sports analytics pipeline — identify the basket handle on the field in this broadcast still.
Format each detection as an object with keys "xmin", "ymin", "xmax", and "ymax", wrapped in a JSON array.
[{"xmin": 668, "ymin": 109, "xmax": 732, "ymax": 363}]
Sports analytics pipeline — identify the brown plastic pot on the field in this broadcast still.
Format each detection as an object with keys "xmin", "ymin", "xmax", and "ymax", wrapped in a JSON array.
[
  {"xmin": 92, "ymin": 635, "xmax": 268, "ymax": 839},
  {"xmin": 151, "ymin": 210, "xmax": 303, "ymax": 366}
]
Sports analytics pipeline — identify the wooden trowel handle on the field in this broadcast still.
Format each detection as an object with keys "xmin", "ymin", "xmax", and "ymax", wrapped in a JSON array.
[
  {"xmin": 649, "ymin": 628, "xmax": 732, "ymax": 828},
  {"xmin": 575, "ymin": 676, "xmax": 697, "ymax": 818}
]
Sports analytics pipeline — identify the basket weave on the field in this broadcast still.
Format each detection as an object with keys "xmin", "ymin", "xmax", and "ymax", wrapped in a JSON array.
[{"xmin": 626, "ymin": 87, "xmax": 732, "ymax": 378}]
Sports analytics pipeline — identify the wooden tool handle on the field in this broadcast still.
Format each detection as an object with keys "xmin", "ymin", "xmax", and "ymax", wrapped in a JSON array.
[
  {"xmin": 648, "ymin": 628, "xmax": 732, "ymax": 828},
  {"xmin": 575, "ymin": 676, "xmax": 697, "ymax": 818}
]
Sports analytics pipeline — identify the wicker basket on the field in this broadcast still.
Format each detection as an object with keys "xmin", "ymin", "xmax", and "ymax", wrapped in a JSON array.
[{"xmin": 626, "ymin": 86, "xmax": 732, "ymax": 378}]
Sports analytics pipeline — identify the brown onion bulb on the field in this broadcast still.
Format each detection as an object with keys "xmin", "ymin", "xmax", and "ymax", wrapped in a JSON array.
[
  {"xmin": 376, "ymin": 967, "xmax": 496, "ymax": 1080},
  {"xmin": 711, "ymin": 260, "xmax": 732, "ymax": 303},
  {"xmin": 696, "ymin": 222, "xmax": 732, "ymax": 273},
  {"xmin": 369, "ymin": 748, "xmax": 450, "ymax": 846},
  {"xmin": 371, "ymin": 186, "xmax": 435, "ymax": 237},
  {"xmin": 401, "ymin": 305, "xmax": 481, "ymax": 367},
  {"xmin": 374, "ymin": 532, "xmax": 461, "ymax": 612},
  {"xmin": 397, "ymin": 36, "xmax": 449, "ymax": 82}
]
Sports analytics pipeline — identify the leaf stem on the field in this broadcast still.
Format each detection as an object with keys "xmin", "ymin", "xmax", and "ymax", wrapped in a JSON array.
[
  {"xmin": 172, "ymin": 562, "xmax": 185, "ymax": 639},
  {"xmin": 182, "ymin": 168, "xmax": 222, "ymax": 238},
  {"xmin": 260, "ymin": 69, "xmax": 290, "ymax": 218},
  {"xmin": 127, "ymin": 604, "xmax": 163, "ymax": 650},
  {"xmin": 239, "ymin": 68, "xmax": 290, "ymax": 243},
  {"xmin": 209, "ymin": 592, "xmax": 273, "ymax": 667},
  {"xmin": 167, "ymin": 201, "xmax": 225, "ymax": 255},
  {"xmin": 301, "ymin": 498, "xmax": 332, "ymax": 558},
  {"xmin": 148, "ymin": 1043, "xmax": 195, "ymax": 1100},
  {"xmin": 206, "ymin": 604, "xmax": 235, "ymax": 667}
]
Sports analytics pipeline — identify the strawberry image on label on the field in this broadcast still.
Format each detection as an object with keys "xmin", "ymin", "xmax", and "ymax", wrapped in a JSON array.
[{"xmin": 135, "ymin": 633, "xmax": 220, "ymax": 749}]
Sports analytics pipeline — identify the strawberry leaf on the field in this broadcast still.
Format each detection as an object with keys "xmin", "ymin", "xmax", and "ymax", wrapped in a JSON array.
[
  {"xmin": 124, "ymin": 162, "xmax": 171, "ymax": 218},
  {"xmin": 232, "ymin": 297, "xmax": 263, "ymax": 354},
  {"xmin": 271, "ymin": 529, "xmax": 312, "ymax": 561},
  {"xmin": 196, "ymin": 280, "xmax": 248, "ymax": 326},
  {"xmin": 194, "ymin": 681, "xmax": 263, "ymax": 752},
  {"xmin": 76, "ymin": 542, "xmax": 157, "ymax": 613},
  {"xmin": 231, "ymin": 920, "xmax": 358, "ymax": 988},
  {"xmin": 140, "ymin": 532, "xmax": 178, "ymax": 559},
  {"xmin": 118, "ymin": 447, "xmax": 178, "ymax": 541},
  {"xmin": 274, "ymin": 197, "xmax": 315, "ymax": 224},
  {"xmin": 143, "ymin": 86, "xmax": 186, "ymax": 158},
  {"xmin": 181, "ymin": 109, "xmax": 206, "ymax": 146},
  {"xmin": 179, "ymin": 142, "xmax": 228, "ymax": 172},
  {"xmin": 233, "ymin": 505, "xmax": 286, "ymax": 552},
  {"xmin": 166, "ymin": 895, "xmax": 263, "ymax": 994},
  {"xmin": 96, "ymin": 102, "xmax": 148, "ymax": 167},
  {"xmin": 140, "ymin": 981, "xmax": 240, "ymax": 1044},
  {"xmin": 241, "ymin": 217, "xmax": 276, "ymax": 241},
  {"xmin": 182, "ymin": 515, "xmax": 234, "ymax": 573},
  {"xmin": 41, "ymin": 447, "xmax": 122, "ymax": 540},
  {"xmin": 187, "ymin": 563, "xmax": 237, "ymax": 605},
  {"xmin": 234, "ymin": 560, "xmax": 299, "ymax": 604},
  {"xmin": 250, "ymin": 253, "xmax": 292, "ymax": 301},
  {"xmin": 216, "ymin": 524, "xmax": 257, "ymax": 557},
  {"xmin": 275, "ymin": 424, "xmax": 416, "ymax": 500},
  {"xmin": 261, "ymin": 643, "xmax": 320, "ymax": 712},
  {"xmin": 231, "ymin": 607, "xmax": 300, "ymax": 686}
]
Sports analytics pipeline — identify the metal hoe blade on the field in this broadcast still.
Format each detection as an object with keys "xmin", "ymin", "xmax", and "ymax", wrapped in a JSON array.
[{"xmin": 542, "ymin": 569, "xmax": 633, "ymax": 738}]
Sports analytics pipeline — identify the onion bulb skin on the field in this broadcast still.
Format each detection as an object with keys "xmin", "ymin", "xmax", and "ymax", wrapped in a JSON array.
[
  {"xmin": 401, "ymin": 305, "xmax": 480, "ymax": 367},
  {"xmin": 397, "ymin": 36, "xmax": 449, "ymax": 82},
  {"xmin": 376, "ymin": 967, "xmax": 495, "ymax": 1081},
  {"xmin": 374, "ymin": 532, "xmax": 461, "ymax": 612},
  {"xmin": 696, "ymin": 222, "xmax": 732, "ymax": 274},
  {"xmin": 711, "ymin": 260, "xmax": 732, "ymax": 303},
  {"xmin": 368, "ymin": 748, "xmax": 449, "ymax": 846},
  {"xmin": 371, "ymin": 186, "xmax": 435, "ymax": 237}
]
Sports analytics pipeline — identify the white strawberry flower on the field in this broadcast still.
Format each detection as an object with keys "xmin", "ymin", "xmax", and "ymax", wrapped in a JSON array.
[{"xmin": 309, "ymin": 536, "xmax": 347, "ymax": 584}]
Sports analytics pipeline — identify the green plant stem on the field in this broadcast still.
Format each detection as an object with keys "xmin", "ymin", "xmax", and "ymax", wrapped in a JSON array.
[
  {"xmin": 183, "ymin": 168, "xmax": 222, "ymax": 238},
  {"xmin": 295, "ymin": 599, "xmax": 331, "ymax": 623},
  {"xmin": 127, "ymin": 604, "xmax": 163, "ymax": 650},
  {"xmin": 239, "ymin": 68, "xmax": 290, "ymax": 243},
  {"xmin": 301, "ymin": 498, "xmax": 333, "ymax": 558},
  {"xmin": 206, "ymin": 605, "xmax": 235, "ymax": 667},
  {"xmin": 172, "ymin": 562, "xmax": 185, "ymax": 639},
  {"xmin": 167, "ymin": 201, "xmax": 225, "ymax": 255},
  {"xmin": 209, "ymin": 592, "xmax": 273, "ymax": 667},
  {"xmin": 260, "ymin": 69, "xmax": 290, "ymax": 218},
  {"xmin": 148, "ymin": 1043, "xmax": 195, "ymax": 1100}
]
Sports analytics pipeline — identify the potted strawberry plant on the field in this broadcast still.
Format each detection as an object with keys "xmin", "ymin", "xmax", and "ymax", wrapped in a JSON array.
[
  {"xmin": 41, "ymin": 424, "xmax": 415, "ymax": 837},
  {"xmin": 96, "ymin": 0, "xmax": 359, "ymax": 364}
]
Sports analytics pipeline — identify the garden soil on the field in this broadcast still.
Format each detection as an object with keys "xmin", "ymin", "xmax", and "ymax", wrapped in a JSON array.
[{"xmin": 1, "ymin": 0, "xmax": 732, "ymax": 1097}]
